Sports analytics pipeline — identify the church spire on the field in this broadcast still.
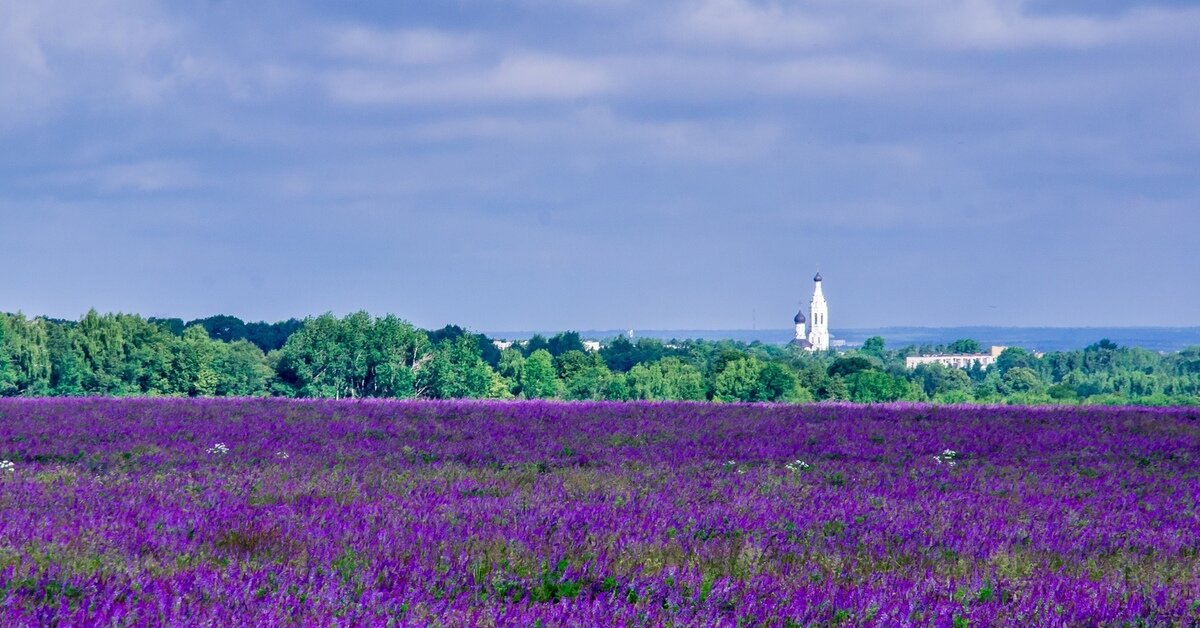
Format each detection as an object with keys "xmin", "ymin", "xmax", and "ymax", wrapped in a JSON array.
[{"xmin": 807, "ymin": 271, "xmax": 829, "ymax": 351}]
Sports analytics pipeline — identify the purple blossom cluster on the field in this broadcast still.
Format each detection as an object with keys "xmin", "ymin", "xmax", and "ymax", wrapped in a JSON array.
[{"xmin": 1, "ymin": 398, "xmax": 1198, "ymax": 625}]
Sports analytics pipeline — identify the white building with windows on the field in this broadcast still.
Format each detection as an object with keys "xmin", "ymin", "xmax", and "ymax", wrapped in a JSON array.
[
  {"xmin": 905, "ymin": 346, "xmax": 1008, "ymax": 370},
  {"xmin": 791, "ymin": 272, "xmax": 830, "ymax": 352}
]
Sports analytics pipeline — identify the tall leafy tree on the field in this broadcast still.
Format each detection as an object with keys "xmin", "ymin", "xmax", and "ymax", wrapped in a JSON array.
[
  {"xmin": 187, "ymin": 315, "xmax": 248, "ymax": 343},
  {"xmin": 521, "ymin": 349, "xmax": 559, "ymax": 399},
  {"xmin": 46, "ymin": 322, "xmax": 86, "ymax": 396},
  {"xmin": 628, "ymin": 358, "xmax": 705, "ymax": 401},
  {"xmin": 0, "ymin": 315, "xmax": 16, "ymax": 396},
  {"xmin": 715, "ymin": 357, "xmax": 764, "ymax": 402},
  {"xmin": 524, "ymin": 334, "xmax": 550, "ymax": 357},
  {"xmin": 212, "ymin": 340, "xmax": 273, "ymax": 397},
  {"xmin": 547, "ymin": 331, "xmax": 584, "ymax": 357},
  {"xmin": 417, "ymin": 334, "xmax": 493, "ymax": 399},
  {"xmin": 497, "ymin": 348, "xmax": 526, "ymax": 397},
  {"xmin": 847, "ymin": 371, "xmax": 912, "ymax": 403},
  {"xmin": 275, "ymin": 312, "xmax": 428, "ymax": 398},
  {"xmin": 949, "ymin": 338, "xmax": 982, "ymax": 354},
  {"xmin": 756, "ymin": 361, "xmax": 806, "ymax": 402},
  {"xmin": 557, "ymin": 350, "xmax": 612, "ymax": 400},
  {"xmin": 0, "ymin": 314, "xmax": 51, "ymax": 396},
  {"xmin": 171, "ymin": 325, "xmax": 219, "ymax": 396}
]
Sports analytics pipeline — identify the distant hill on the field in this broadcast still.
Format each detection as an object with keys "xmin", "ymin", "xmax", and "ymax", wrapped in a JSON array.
[{"xmin": 485, "ymin": 327, "xmax": 1200, "ymax": 353}]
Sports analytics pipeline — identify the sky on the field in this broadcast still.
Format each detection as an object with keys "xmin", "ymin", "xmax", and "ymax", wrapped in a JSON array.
[{"xmin": 1, "ymin": 0, "xmax": 1198, "ymax": 331}]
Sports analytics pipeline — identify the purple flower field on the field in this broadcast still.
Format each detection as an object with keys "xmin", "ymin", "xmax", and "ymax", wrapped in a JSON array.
[{"xmin": 1, "ymin": 399, "xmax": 1198, "ymax": 625}]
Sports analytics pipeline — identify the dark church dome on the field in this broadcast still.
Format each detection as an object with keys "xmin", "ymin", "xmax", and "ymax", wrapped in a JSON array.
[
  {"xmin": 794, "ymin": 310, "xmax": 806, "ymax": 324},
  {"xmin": 814, "ymin": 272, "xmax": 823, "ymax": 282}
]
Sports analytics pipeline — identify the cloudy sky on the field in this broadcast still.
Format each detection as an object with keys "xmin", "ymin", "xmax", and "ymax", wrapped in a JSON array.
[{"xmin": 1, "ymin": 0, "xmax": 1197, "ymax": 330}]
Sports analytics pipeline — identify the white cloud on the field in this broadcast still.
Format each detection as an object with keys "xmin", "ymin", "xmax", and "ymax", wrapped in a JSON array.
[
  {"xmin": 750, "ymin": 56, "xmax": 909, "ymax": 94},
  {"xmin": 39, "ymin": 160, "xmax": 203, "ymax": 193},
  {"xmin": 0, "ymin": 0, "xmax": 177, "ymax": 118},
  {"xmin": 572, "ymin": 107, "xmax": 782, "ymax": 163},
  {"xmin": 672, "ymin": 0, "xmax": 835, "ymax": 48},
  {"xmin": 901, "ymin": 0, "xmax": 1200, "ymax": 50},
  {"xmin": 326, "ymin": 26, "xmax": 477, "ymax": 65},
  {"xmin": 325, "ymin": 52, "xmax": 614, "ymax": 104},
  {"xmin": 665, "ymin": 0, "xmax": 1200, "ymax": 52}
]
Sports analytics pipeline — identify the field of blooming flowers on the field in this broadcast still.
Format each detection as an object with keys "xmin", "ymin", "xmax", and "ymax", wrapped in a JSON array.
[{"xmin": 1, "ymin": 399, "xmax": 1198, "ymax": 625}]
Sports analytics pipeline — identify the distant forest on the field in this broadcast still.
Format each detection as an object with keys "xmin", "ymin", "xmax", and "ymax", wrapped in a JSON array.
[{"xmin": 1, "ymin": 311, "xmax": 1198, "ymax": 406}]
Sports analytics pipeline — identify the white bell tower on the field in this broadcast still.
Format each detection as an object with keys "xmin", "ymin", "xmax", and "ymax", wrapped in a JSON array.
[{"xmin": 807, "ymin": 272, "xmax": 829, "ymax": 351}]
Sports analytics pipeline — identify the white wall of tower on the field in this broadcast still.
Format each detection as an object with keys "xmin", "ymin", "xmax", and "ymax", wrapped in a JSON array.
[{"xmin": 807, "ymin": 278, "xmax": 829, "ymax": 351}]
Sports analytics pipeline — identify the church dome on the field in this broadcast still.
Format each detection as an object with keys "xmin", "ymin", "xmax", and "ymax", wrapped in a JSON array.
[
  {"xmin": 814, "ymin": 272, "xmax": 823, "ymax": 282},
  {"xmin": 794, "ymin": 310, "xmax": 806, "ymax": 324}
]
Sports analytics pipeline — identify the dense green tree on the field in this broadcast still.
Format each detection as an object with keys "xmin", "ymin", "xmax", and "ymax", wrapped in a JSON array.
[
  {"xmin": 187, "ymin": 315, "xmax": 248, "ymax": 343},
  {"xmin": 846, "ymin": 371, "xmax": 912, "ymax": 403},
  {"xmin": 600, "ymin": 336, "xmax": 638, "ymax": 372},
  {"xmin": 426, "ymin": 324, "xmax": 467, "ymax": 345},
  {"xmin": 273, "ymin": 314, "xmax": 349, "ymax": 398},
  {"xmin": 0, "ymin": 314, "xmax": 51, "ymax": 396},
  {"xmin": 0, "ymin": 316, "xmax": 16, "ymax": 395},
  {"xmin": 71, "ymin": 311, "xmax": 175, "ymax": 395},
  {"xmin": 914, "ymin": 363, "xmax": 972, "ymax": 398},
  {"xmin": 949, "ymin": 338, "xmax": 982, "ymax": 354},
  {"xmin": 1047, "ymin": 383, "xmax": 1078, "ymax": 401},
  {"xmin": 604, "ymin": 375, "xmax": 633, "ymax": 401},
  {"xmin": 828, "ymin": 356, "xmax": 875, "ymax": 379},
  {"xmin": 558, "ymin": 351, "xmax": 612, "ymax": 400},
  {"xmin": 524, "ymin": 334, "xmax": 550, "ymax": 357},
  {"xmin": 275, "ymin": 312, "xmax": 427, "ymax": 398},
  {"xmin": 424, "ymin": 325, "xmax": 500, "ymax": 367},
  {"xmin": 364, "ymin": 315, "xmax": 428, "ymax": 397},
  {"xmin": 861, "ymin": 336, "xmax": 886, "ymax": 357},
  {"xmin": 547, "ymin": 331, "xmax": 584, "ymax": 357},
  {"xmin": 416, "ymin": 334, "xmax": 493, "ymax": 399},
  {"xmin": 628, "ymin": 358, "xmax": 705, "ymax": 401},
  {"xmin": 1002, "ymin": 366, "xmax": 1043, "ymax": 394},
  {"xmin": 46, "ymin": 322, "xmax": 86, "ymax": 396},
  {"xmin": 171, "ymin": 325, "xmax": 219, "ymax": 396},
  {"xmin": 521, "ymin": 349, "xmax": 559, "ymax": 399},
  {"xmin": 995, "ymin": 347, "xmax": 1035, "ymax": 374},
  {"xmin": 243, "ymin": 319, "xmax": 303, "ymax": 352},
  {"xmin": 212, "ymin": 340, "xmax": 273, "ymax": 396},
  {"xmin": 1172, "ymin": 347, "xmax": 1200, "ymax": 375},
  {"xmin": 497, "ymin": 348, "xmax": 526, "ymax": 396},
  {"xmin": 714, "ymin": 357, "xmax": 764, "ymax": 402},
  {"xmin": 757, "ymin": 361, "xmax": 808, "ymax": 402},
  {"xmin": 149, "ymin": 317, "xmax": 186, "ymax": 336},
  {"xmin": 487, "ymin": 371, "xmax": 515, "ymax": 399},
  {"xmin": 6, "ymin": 308, "xmax": 1200, "ymax": 407}
]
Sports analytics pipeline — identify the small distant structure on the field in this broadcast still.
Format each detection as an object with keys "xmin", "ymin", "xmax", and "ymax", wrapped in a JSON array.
[
  {"xmin": 582, "ymin": 340, "xmax": 601, "ymax": 352},
  {"xmin": 791, "ymin": 272, "xmax": 830, "ymax": 351},
  {"xmin": 492, "ymin": 339, "xmax": 515, "ymax": 351},
  {"xmin": 905, "ymin": 346, "xmax": 1008, "ymax": 370}
]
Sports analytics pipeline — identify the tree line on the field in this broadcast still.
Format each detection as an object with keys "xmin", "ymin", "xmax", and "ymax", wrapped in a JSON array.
[{"xmin": 1, "ymin": 311, "xmax": 1198, "ymax": 405}]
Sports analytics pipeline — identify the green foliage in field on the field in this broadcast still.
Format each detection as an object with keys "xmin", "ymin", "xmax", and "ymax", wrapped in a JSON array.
[{"xmin": 1, "ymin": 310, "xmax": 1198, "ymax": 405}]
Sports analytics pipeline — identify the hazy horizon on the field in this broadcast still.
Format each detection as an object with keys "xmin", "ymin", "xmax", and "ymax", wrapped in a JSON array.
[{"xmin": 3, "ymin": 1, "xmax": 1198, "ymax": 329}]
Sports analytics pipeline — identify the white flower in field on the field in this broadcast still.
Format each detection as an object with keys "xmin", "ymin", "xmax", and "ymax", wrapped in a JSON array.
[
  {"xmin": 934, "ymin": 449, "xmax": 958, "ymax": 466},
  {"xmin": 275, "ymin": 451, "xmax": 289, "ymax": 460},
  {"xmin": 0, "ymin": 460, "xmax": 13, "ymax": 472},
  {"xmin": 206, "ymin": 442, "xmax": 229, "ymax": 456},
  {"xmin": 784, "ymin": 459, "xmax": 810, "ymax": 472}
]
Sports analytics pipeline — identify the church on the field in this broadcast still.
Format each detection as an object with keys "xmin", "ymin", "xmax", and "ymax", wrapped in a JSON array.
[{"xmin": 791, "ymin": 272, "xmax": 830, "ymax": 351}]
